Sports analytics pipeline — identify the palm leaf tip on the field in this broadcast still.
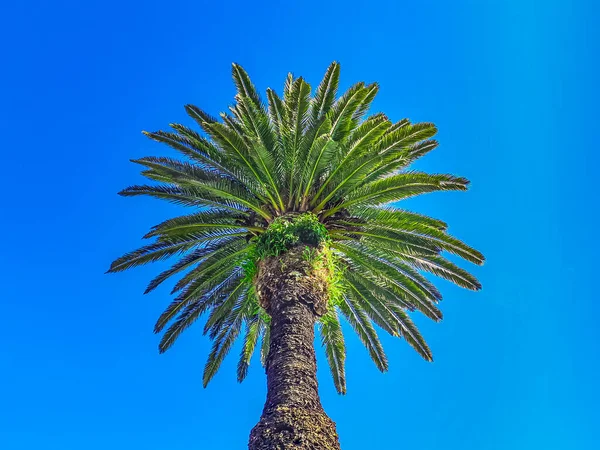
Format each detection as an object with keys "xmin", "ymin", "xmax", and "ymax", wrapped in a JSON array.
[{"xmin": 184, "ymin": 104, "xmax": 219, "ymax": 127}]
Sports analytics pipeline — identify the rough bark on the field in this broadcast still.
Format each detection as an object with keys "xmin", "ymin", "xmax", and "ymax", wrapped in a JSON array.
[{"xmin": 248, "ymin": 246, "xmax": 341, "ymax": 450}]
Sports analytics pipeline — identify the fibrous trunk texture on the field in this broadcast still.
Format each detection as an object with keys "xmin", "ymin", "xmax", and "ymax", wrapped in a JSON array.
[{"xmin": 249, "ymin": 246, "xmax": 341, "ymax": 450}]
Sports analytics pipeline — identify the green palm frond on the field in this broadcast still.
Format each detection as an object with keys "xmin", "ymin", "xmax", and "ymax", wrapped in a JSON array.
[
  {"xmin": 284, "ymin": 77, "xmax": 311, "ymax": 205},
  {"xmin": 311, "ymin": 114, "xmax": 391, "ymax": 210},
  {"xmin": 203, "ymin": 290, "xmax": 250, "ymax": 387},
  {"xmin": 332, "ymin": 242, "xmax": 443, "ymax": 321},
  {"xmin": 170, "ymin": 242, "xmax": 248, "ymax": 295},
  {"xmin": 339, "ymin": 292, "xmax": 388, "ymax": 372},
  {"xmin": 107, "ymin": 231, "xmax": 242, "ymax": 273},
  {"xmin": 109, "ymin": 62, "xmax": 483, "ymax": 391},
  {"xmin": 158, "ymin": 275, "xmax": 243, "ymax": 353},
  {"xmin": 347, "ymin": 206, "xmax": 448, "ymax": 231},
  {"xmin": 143, "ymin": 210, "xmax": 261, "ymax": 240},
  {"xmin": 324, "ymin": 172, "xmax": 470, "ymax": 216},
  {"xmin": 346, "ymin": 271, "xmax": 433, "ymax": 361},
  {"xmin": 143, "ymin": 239, "xmax": 240, "ymax": 294},
  {"xmin": 231, "ymin": 63, "xmax": 263, "ymax": 108},
  {"xmin": 155, "ymin": 267, "xmax": 244, "ymax": 335},
  {"xmin": 237, "ymin": 314, "xmax": 263, "ymax": 382},
  {"xmin": 401, "ymin": 254, "xmax": 482, "ymax": 290},
  {"xmin": 328, "ymin": 82, "xmax": 367, "ymax": 140},
  {"xmin": 318, "ymin": 309, "xmax": 346, "ymax": 394},
  {"xmin": 184, "ymin": 104, "xmax": 219, "ymax": 127},
  {"xmin": 266, "ymin": 88, "xmax": 286, "ymax": 144},
  {"xmin": 234, "ymin": 96, "xmax": 284, "ymax": 209},
  {"xmin": 310, "ymin": 61, "xmax": 340, "ymax": 125}
]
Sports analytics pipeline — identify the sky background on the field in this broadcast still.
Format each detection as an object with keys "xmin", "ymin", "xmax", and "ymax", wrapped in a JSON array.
[{"xmin": 1, "ymin": 0, "xmax": 598, "ymax": 449}]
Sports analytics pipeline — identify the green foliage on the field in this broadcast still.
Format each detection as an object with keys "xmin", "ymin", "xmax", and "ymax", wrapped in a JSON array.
[
  {"xmin": 241, "ymin": 247, "xmax": 259, "ymax": 282},
  {"xmin": 305, "ymin": 245, "xmax": 345, "ymax": 309},
  {"xmin": 254, "ymin": 212, "xmax": 330, "ymax": 259},
  {"xmin": 318, "ymin": 309, "xmax": 346, "ymax": 394},
  {"xmin": 108, "ymin": 61, "xmax": 484, "ymax": 395}
]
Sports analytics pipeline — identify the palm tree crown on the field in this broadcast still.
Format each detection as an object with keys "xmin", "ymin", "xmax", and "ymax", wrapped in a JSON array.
[{"xmin": 108, "ymin": 62, "xmax": 484, "ymax": 394}]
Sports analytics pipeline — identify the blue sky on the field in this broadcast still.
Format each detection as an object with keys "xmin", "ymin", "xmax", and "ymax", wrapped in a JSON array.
[{"xmin": 1, "ymin": 1, "xmax": 598, "ymax": 449}]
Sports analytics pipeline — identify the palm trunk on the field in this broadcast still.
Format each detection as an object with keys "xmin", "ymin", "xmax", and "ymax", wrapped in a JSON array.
[{"xmin": 249, "ymin": 246, "xmax": 341, "ymax": 450}]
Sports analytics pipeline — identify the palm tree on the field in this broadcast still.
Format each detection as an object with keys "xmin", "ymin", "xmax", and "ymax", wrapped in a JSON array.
[{"xmin": 108, "ymin": 62, "xmax": 483, "ymax": 449}]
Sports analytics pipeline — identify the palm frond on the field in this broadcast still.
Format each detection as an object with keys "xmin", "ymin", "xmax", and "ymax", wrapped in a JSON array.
[
  {"xmin": 318, "ymin": 308, "xmax": 347, "ymax": 394},
  {"xmin": 170, "ymin": 242, "xmax": 248, "ymax": 294},
  {"xmin": 311, "ymin": 114, "xmax": 391, "ymax": 209},
  {"xmin": 231, "ymin": 63, "xmax": 263, "ymax": 108},
  {"xmin": 284, "ymin": 77, "xmax": 311, "ymax": 205},
  {"xmin": 346, "ymin": 272, "xmax": 432, "ymax": 361},
  {"xmin": 185, "ymin": 104, "xmax": 219, "ymax": 128},
  {"xmin": 153, "ymin": 251, "xmax": 246, "ymax": 333},
  {"xmin": 347, "ymin": 206, "xmax": 448, "ymax": 231},
  {"xmin": 401, "ymin": 254, "xmax": 482, "ymax": 291},
  {"xmin": 202, "ymin": 121, "xmax": 279, "ymax": 212},
  {"xmin": 310, "ymin": 61, "xmax": 340, "ymax": 124},
  {"xmin": 143, "ymin": 209, "xmax": 260, "ymax": 240},
  {"xmin": 237, "ymin": 314, "xmax": 264, "ymax": 382},
  {"xmin": 234, "ymin": 96, "xmax": 285, "ymax": 211},
  {"xmin": 107, "ymin": 231, "xmax": 242, "ymax": 273},
  {"xmin": 339, "ymin": 293, "xmax": 388, "ymax": 372},
  {"xmin": 326, "ymin": 172, "xmax": 470, "ymax": 216},
  {"xmin": 203, "ymin": 291, "xmax": 249, "ymax": 387},
  {"xmin": 158, "ymin": 276, "xmax": 242, "ymax": 353},
  {"xmin": 333, "ymin": 242, "xmax": 443, "ymax": 321},
  {"xmin": 143, "ymin": 239, "xmax": 241, "ymax": 294},
  {"xmin": 328, "ymin": 82, "xmax": 366, "ymax": 141}
]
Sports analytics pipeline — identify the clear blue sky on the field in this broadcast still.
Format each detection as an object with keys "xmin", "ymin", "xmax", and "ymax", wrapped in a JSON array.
[{"xmin": 1, "ymin": 1, "xmax": 598, "ymax": 449}]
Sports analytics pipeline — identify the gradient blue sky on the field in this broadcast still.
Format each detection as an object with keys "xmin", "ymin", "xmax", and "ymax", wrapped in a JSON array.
[{"xmin": 1, "ymin": 1, "xmax": 598, "ymax": 449}]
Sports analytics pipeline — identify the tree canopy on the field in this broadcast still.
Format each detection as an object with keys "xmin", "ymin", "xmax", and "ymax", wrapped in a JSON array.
[{"xmin": 108, "ymin": 62, "xmax": 484, "ymax": 394}]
